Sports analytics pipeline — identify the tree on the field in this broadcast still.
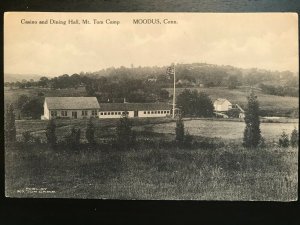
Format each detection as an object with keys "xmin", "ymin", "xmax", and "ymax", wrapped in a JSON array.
[
  {"xmin": 46, "ymin": 119, "xmax": 57, "ymax": 147},
  {"xmin": 243, "ymin": 90, "xmax": 261, "ymax": 148},
  {"xmin": 86, "ymin": 118, "xmax": 95, "ymax": 144},
  {"xmin": 175, "ymin": 116, "xmax": 185, "ymax": 144},
  {"xmin": 5, "ymin": 104, "xmax": 16, "ymax": 145},
  {"xmin": 279, "ymin": 131, "xmax": 289, "ymax": 148},
  {"xmin": 177, "ymin": 89, "xmax": 214, "ymax": 117},
  {"xmin": 115, "ymin": 114, "xmax": 135, "ymax": 150},
  {"xmin": 21, "ymin": 98, "xmax": 43, "ymax": 119},
  {"xmin": 290, "ymin": 128, "xmax": 298, "ymax": 148}
]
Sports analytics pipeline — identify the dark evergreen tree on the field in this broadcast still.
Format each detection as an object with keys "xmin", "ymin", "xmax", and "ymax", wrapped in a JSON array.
[
  {"xmin": 5, "ymin": 104, "xmax": 16, "ymax": 145},
  {"xmin": 46, "ymin": 119, "xmax": 57, "ymax": 147},
  {"xmin": 175, "ymin": 116, "xmax": 185, "ymax": 144},
  {"xmin": 279, "ymin": 131, "xmax": 290, "ymax": 148},
  {"xmin": 290, "ymin": 128, "xmax": 298, "ymax": 148},
  {"xmin": 86, "ymin": 118, "xmax": 95, "ymax": 144},
  {"xmin": 243, "ymin": 90, "xmax": 261, "ymax": 148},
  {"xmin": 115, "ymin": 114, "xmax": 135, "ymax": 150}
]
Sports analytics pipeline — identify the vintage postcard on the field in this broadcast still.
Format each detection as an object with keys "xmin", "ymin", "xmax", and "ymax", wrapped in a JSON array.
[{"xmin": 4, "ymin": 12, "xmax": 298, "ymax": 200}]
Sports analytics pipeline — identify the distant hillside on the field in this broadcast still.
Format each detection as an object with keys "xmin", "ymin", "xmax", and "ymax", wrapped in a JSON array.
[{"xmin": 4, "ymin": 73, "xmax": 43, "ymax": 82}]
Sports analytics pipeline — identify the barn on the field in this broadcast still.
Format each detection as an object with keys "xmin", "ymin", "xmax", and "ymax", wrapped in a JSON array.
[
  {"xmin": 98, "ymin": 102, "xmax": 172, "ymax": 118},
  {"xmin": 41, "ymin": 97, "xmax": 100, "ymax": 120}
]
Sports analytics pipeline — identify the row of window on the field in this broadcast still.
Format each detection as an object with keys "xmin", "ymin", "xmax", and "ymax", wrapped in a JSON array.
[
  {"xmin": 50, "ymin": 110, "xmax": 97, "ymax": 117},
  {"xmin": 143, "ymin": 110, "xmax": 170, "ymax": 114},
  {"xmin": 99, "ymin": 111, "xmax": 129, "ymax": 116}
]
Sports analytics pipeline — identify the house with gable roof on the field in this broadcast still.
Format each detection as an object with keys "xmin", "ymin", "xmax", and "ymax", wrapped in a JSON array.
[
  {"xmin": 41, "ymin": 97, "xmax": 100, "ymax": 120},
  {"xmin": 213, "ymin": 98, "xmax": 233, "ymax": 112}
]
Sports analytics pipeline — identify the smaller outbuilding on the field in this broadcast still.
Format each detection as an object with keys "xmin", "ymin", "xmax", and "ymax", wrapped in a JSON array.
[{"xmin": 213, "ymin": 98, "xmax": 232, "ymax": 112}]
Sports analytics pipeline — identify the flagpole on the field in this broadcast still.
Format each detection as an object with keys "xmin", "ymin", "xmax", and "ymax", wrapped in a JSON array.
[{"xmin": 172, "ymin": 64, "xmax": 176, "ymax": 119}]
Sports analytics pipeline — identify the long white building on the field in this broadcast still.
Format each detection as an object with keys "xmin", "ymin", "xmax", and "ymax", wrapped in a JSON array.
[
  {"xmin": 41, "ymin": 97, "xmax": 172, "ymax": 120},
  {"xmin": 98, "ymin": 102, "xmax": 172, "ymax": 118}
]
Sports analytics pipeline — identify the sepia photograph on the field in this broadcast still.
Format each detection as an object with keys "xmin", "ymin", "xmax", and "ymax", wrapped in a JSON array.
[{"xmin": 4, "ymin": 12, "xmax": 298, "ymax": 201}]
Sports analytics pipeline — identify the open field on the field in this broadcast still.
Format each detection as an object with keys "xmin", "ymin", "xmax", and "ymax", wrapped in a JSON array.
[
  {"xmin": 165, "ymin": 87, "xmax": 299, "ymax": 116},
  {"xmin": 5, "ymin": 142, "xmax": 298, "ymax": 200},
  {"xmin": 15, "ymin": 118, "xmax": 299, "ymax": 143}
]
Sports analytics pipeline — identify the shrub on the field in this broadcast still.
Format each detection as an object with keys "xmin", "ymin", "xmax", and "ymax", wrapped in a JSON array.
[
  {"xmin": 66, "ymin": 127, "xmax": 81, "ymax": 149},
  {"xmin": 115, "ymin": 115, "xmax": 135, "ymax": 150},
  {"xmin": 290, "ymin": 128, "xmax": 298, "ymax": 148},
  {"xmin": 183, "ymin": 131, "xmax": 193, "ymax": 148},
  {"xmin": 175, "ymin": 116, "xmax": 185, "ymax": 144},
  {"xmin": 86, "ymin": 118, "xmax": 95, "ymax": 144},
  {"xmin": 5, "ymin": 104, "xmax": 16, "ymax": 145},
  {"xmin": 46, "ymin": 119, "xmax": 57, "ymax": 147},
  {"xmin": 279, "ymin": 131, "xmax": 289, "ymax": 148},
  {"xmin": 22, "ymin": 131, "xmax": 32, "ymax": 144}
]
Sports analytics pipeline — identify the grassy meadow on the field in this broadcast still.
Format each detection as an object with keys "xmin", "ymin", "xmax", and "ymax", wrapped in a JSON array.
[
  {"xmin": 5, "ymin": 118, "xmax": 299, "ymax": 201},
  {"xmin": 5, "ymin": 139, "xmax": 298, "ymax": 200}
]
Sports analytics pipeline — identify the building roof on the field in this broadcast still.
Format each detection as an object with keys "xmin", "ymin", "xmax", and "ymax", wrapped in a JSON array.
[
  {"xmin": 45, "ymin": 97, "xmax": 100, "ymax": 110},
  {"xmin": 214, "ymin": 98, "xmax": 231, "ymax": 105},
  {"xmin": 99, "ymin": 102, "xmax": 172, "ymax": 111}
]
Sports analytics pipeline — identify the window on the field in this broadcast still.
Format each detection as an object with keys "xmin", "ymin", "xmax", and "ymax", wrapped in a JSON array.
[
  {"xmin": 82, "ymin": 110, "xmax": 87, "ymax": 116},
  {"xmin": 147, "ymin": 111, "xmax": 150, "ymax": 114},
  {"xmin": 144, "ymin": 111, "xmax": 146, "ymax": 114},
  {"xmin": 61, "ymin": 111, "xmax": 67, "ymax": 117},
  {"xmin": 108, "ymin": 112, "xmax": 111, "ymax": 115},
  {"xmin": 167, "ymin": 110, "xmax": 170, "ymax": 114},
  {"xmin": 92, "ymin": 110, "xmax": 97, "ymax": 116},
  {"xmin": 154, "ymin": 111, "xmax": 157, "ymax": 114},
  {"xmin": 100, "ymin": 112, "xmax": 103, "ymax": 115},
  {"xmin": 151, "ymin": 111, "xmax": 153, "ymax": 114},
  {"xmin": 164, "ymin": 111, "xmax": 166, "ymax": 114},
  {"xmin": 104, "ymin": 112, "xmax": 107, "ymax": 115},
  {"xmin": 158, "ymin": 111, "xmax": 161, "ymax": 114},
  {"xmin": 51, "ymin": 111, "xmax": 57, "ymax": 117},
  {"xmin": 126, "ymin": 112, "xmax": 129, "ymax": 115},
  {"xmin": 118, "ymin": 112, "xmax": 121, "ymax": 115}
]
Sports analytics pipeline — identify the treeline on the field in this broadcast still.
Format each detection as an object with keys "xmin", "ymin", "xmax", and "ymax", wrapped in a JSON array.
[
  {"xmin": 259, "ymin": 83, "xmax": 299, "ymax": 97},
  {"xmin": 5, "ymin": 63, "xmax": 298, "ymax": 99}
]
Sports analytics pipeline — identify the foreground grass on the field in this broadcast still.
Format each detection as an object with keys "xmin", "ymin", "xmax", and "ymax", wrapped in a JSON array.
[{"xmin": 5, "ymin": 141, "xmax": 298, "ymax": 201}]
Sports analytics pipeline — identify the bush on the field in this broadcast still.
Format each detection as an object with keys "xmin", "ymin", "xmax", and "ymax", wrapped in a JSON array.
[
  {"xmin": 175, "ymin": 116, "xmax": 185, "ymax": 144},
  {"xmin": 290, "ymin": 128, "xmax": 298, "ymax": 148},
  {"xmin": 66, "ymin": 127, "xmax": 81, "ymax": 150},
  {"xmin": 5, "ymin": 104, "xmax": 16, "ymax": 146},
  {"xmin": 22, "ymin": 131, "xmax": 32, "ymax": 144},
  {"xmin": 183, "ymin": 131, "xmax": 193, "ymax": 148},
  {"xmin": 279, "ymin": 131, "xmax": 289, "ymax": 148},
  {"xmin": 86, "ymin": 118, "xmax": 95, "ymax": 144},
  {"xmin": 46, "ymin": 119, "xmax": 57, "ymax": 147},
  {"xmin": 115, "ymin": 115, "xmax": 136, "ymax": 150}
]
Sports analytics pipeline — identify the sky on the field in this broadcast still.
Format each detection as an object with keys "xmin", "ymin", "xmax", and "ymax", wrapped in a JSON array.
[{"xmin": 4, "ymin": 12, "xmax": 298, "ymax": 77}]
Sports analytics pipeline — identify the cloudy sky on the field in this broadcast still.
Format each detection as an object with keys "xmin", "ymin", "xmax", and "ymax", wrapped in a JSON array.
[{"xmin": 4, "ymin": 12, "xmax": 298, "ymax": 76}]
